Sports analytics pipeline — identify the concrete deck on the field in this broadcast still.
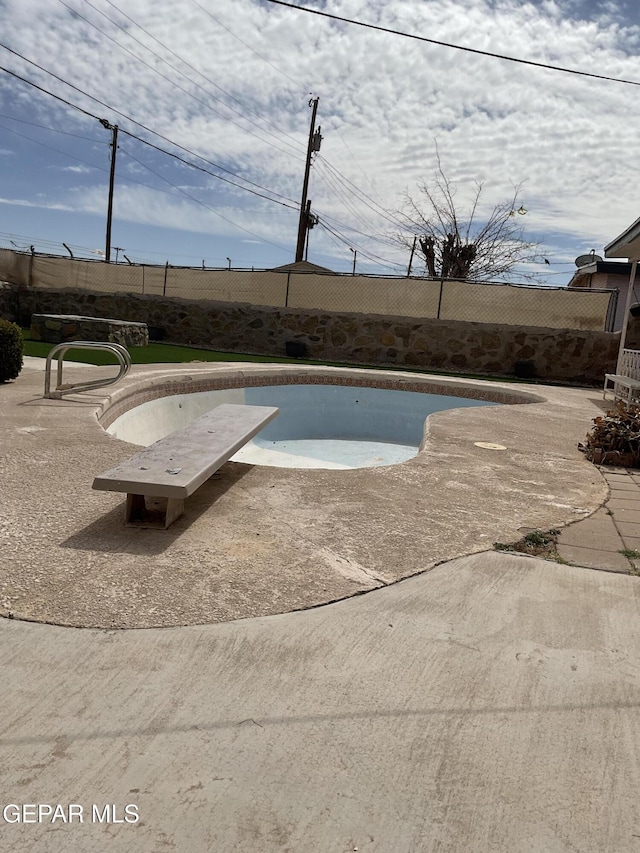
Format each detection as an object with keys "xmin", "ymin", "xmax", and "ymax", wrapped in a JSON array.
[
  {"xmin": 3, "ymin": 553, "xmax": 640, "ymax": 851},
  {"xmin": 3, "ymin": 360, "xmax": 640, "ymax": 850},
  {"xmin": 0, "ymin": 360, "xmax": 615, "ymax": 629}
]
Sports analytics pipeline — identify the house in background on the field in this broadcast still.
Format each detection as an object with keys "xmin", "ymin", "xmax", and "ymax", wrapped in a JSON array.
[{"xmin": 568, "ymin": 253, "xmax": 640, "ymax": 331}]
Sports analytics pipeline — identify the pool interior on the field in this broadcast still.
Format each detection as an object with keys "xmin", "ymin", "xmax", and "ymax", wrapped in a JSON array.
[{"xmin": 108, "ymin": 383, "xmax": 499, "ymax": 469}]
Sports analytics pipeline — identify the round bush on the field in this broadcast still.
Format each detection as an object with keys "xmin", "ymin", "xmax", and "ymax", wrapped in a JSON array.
[{"xmin": 0, "ymin": 318, "xmax": 24, "ymax": 382}]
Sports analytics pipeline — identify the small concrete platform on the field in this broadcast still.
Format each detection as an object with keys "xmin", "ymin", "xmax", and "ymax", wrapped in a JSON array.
[{"xmin": 30, "ymin": 313, "xmax": 148, "ymax": 347}]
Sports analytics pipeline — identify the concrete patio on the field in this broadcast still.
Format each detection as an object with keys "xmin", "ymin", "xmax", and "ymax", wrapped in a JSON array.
[{"xmin": 2, "ymin": 359, "xmax": 640, "ymax": 851}]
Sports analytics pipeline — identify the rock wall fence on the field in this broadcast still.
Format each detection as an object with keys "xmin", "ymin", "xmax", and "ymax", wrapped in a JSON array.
[{"xmin": 0, "ymin": 282, "xmax": 621, "ymax": 384}]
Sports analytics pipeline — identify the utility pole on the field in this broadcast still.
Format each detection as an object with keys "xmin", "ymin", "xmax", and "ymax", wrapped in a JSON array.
[
  {"xmin": 406, "ymin": 235, "xmax": 417, "ymax": 277},
  {"xmin": 295, "ymin": 97, "xmax": 322, "ymax": 263},
  {"xmin": 100, "ymin": 120, "xmax": 118, "ymax": 263}
]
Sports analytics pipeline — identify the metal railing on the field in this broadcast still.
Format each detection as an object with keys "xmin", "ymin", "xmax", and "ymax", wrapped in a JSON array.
[{"xmin": 44, "ymin": 341, "xmax": 131, "ymax": 399}]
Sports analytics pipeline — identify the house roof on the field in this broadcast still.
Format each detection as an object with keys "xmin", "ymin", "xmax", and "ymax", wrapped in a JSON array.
[
  {"xmin": 270, "ymin": 260, "xmax": 334, "ymax": 273},
  {"xmin": 605, "ymin": 215, "xmax": 640, "ymax": 261},
  {"xmin": 568, "ymin": 260, "xmax": 639, "ymax": 288}
]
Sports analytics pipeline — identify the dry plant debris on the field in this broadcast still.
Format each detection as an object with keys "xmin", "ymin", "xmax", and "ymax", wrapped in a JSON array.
[{"xmin": 579, "ymin": 400, "xmax": 640, "ymax": 468}]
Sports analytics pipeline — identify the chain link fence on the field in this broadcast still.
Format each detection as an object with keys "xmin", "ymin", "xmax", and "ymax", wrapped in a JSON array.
[{"xmin": 0, "ymin": 248, "xmax": 618, "ymax": 331}]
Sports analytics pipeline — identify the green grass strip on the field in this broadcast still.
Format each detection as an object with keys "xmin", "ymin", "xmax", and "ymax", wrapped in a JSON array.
[{"xmin": 23, "ymin": 335, "xmax": 302, "ymax": 366}]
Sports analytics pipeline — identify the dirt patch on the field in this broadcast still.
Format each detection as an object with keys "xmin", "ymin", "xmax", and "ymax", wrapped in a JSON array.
[{"xmin": 494, "ymin": 529, "xmax": 563, "ymax": 560}]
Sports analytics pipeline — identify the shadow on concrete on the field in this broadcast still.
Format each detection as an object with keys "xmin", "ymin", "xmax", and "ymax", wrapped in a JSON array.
[
  {"xmin": 587, "ymin": 395, "xmax": 631, "ymax": 413},
  {"xmin": 18, "ymin": 394, "xmax": 107, "ymax": 408},
  {"xmin": 3, "ymin": 699, "xmax": 640, "ymax": 746},
  {"xmin": 60, "ymin": 462, "xmax": 254, "ymax": 556}
]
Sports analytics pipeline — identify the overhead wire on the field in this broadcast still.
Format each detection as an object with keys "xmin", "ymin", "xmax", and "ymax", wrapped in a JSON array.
[
  {"xmin": 190, "ymin": 0, "xmax": 308, "ymax": 94},
  {"xmin": 318, "ymin": 156, "xmax": 406, "ymax": 230},
  {"xmin": 329, "ymin": 122, "xmax": 380, "ymax": 198},
  {"xmin": 185, "ymin": 1, "xmax": 410, "ymax": 256},
  {"xmin": 119, "ymin": 128, "xmax": 298, "ymax": 209},
  {"xmin": 85, "ymin": 2, "xmax": 406, "ymax": 259},
  {"xmin": 0, "ymin": 43, "xmax": 298, "ymax": 205},
  {"xmin": 0, "ymin": 231, "xmax": 97, "ymax": 252},
  {"xmin": 313, "ymin": 161, "xmax": 400, "ymax": 246},
  {"xmin": 316, "ymin": 218, "xmax": 404, "ymax": 270},
  {"xmin": 0, "ymin": 121, "xmax": 107, "ymax": 173},
  {"xmin": 66, "ymin": 0, "xmax": 306, "ymax": 160},
  {"xmin": 0, "ymin": 112, "xmax": 107, "ymax": 142},
  {"xmin": 313, "ymin": 161, "xmax": 378, "ymax": 231},
  {"xmin": 261, "ymin": 0, "xmax": 640, "ymax": 87},
  {"xmin": 0, "ymin": 99, "xmax": 293, "ymax": 252},
  {"xmin": 318, "ymin": 223, "xmax": 356, "ymax": 262},
  {"xmin": 0, "ymin": 119, "xmax": 258, "ymax": 205},
  {"xmin": 119, "ymin": 144, "xmax": 292, "ymax": 252},
  {"xmin": 100, "ymin": 0, "xmax": 308, "ymax": 154},
  {"xmin": 315, "ymin": 207, "xmax": 400, "ymax": 248},
  {"xmin": 3, "ymin": 2, "xmax": 635, "ymax": 276},
  {"xmin": 0, "ymin": 46, "xmax": 299, "ymax": 207}
]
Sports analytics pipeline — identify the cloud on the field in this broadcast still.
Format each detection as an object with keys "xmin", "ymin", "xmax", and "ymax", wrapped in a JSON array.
[
  {"xmin": 0, "ymin": 196, "xmax": 74, "ymax": 211},
  {"xmin": 67, "ymin": 182, "xmax": 297, "ymax": 247},
  {"xmin": 55, "ymin": 165, "xmax": 94, "ymax": 173},
  {"xmin": 2, "ymin": 0, "xmax": 640, "ymax": 276}
]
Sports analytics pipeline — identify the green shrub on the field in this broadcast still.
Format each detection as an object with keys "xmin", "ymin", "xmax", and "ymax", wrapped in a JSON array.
[{"xmin": 0, "ymin": 318, "xmax": 24, "ymax": 382}]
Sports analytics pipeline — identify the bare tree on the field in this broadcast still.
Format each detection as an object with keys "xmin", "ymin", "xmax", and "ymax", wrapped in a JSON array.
[{"xmin": 396, "ymin": 154, "xmax": 544, "ymax": 281}]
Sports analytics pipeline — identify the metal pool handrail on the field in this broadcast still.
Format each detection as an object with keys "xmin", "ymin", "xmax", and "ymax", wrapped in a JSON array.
[{"xmin": 44, "ymin": 341, "xmax": 132, "ymax": 399}]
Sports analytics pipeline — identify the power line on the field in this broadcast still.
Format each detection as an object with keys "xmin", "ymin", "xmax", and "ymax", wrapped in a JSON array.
[
  {"xmin": 0, "ymin": 71, "xmax": 300, "ymax": 252},
  {"xmin": 0, "ymin": 62, "xmax": 100, "ymax": 121},
  {"xmin": 65, "ymin": 0, "xmax": 306, "ymax": 160},
  {"xmin": 119, "ymin": 144, "xmax": 292, "ymax": 252},
  {"xmin": 0, "ymin": 112, "xmax": 106, "ymax": 142},
  {"xmin": 318, "ymin": 156, "xmax": 406, "ymax": 230},
  {"xmin": 0, "ymin": 46, "xmax": 299, "ymax": 207},
  {"xmin": 0, "ymin": 43, "xmax": 298, "ymax": 204},
  {"xmin": 314, "ymin": 160, "xmax": 404, "ymax": 244},
  {"xmin": 0, "ymin": 122, "xmax": 107, "ymax": 172},
  {"xmin": 0, "ymin": 118, "xmax": 266, "ymax": 207},
  {"xmin": 316, "ymin": 207, "xmax": 400, "ymax": 249},
  {"xmin": 190, "ymin": 0, "xmax": 307, "ymax": 94},
  {"xmin": 330, "ymin": 122, "xmax": 380, "ymax": 198},
  {"xmin": 316, "ymin": 219, "xmax": 403, "ymax": 270},
  {"xmin": 0, "ymin": 100, "xmax": 293, "ymax": 210},
  {"xmin": 0, "ymin": 232, "xmax": 103, "ymax": 254},
  {"xmin": 119, "ymin": 128, "xmax": 298, "ymax": 209},
  {"xmin": 100, "ymin": 0, "xmax": 308, "ymax": 155},
  {"xmin": 261, "ymin": 0, "xmax": 640, "ymax": 88},
  {"xmin": 314, "ymin": 162, "xmax": 391, "ymax": 241}
]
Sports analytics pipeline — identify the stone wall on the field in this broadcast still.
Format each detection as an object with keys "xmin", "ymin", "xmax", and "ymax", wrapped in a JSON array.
[{"xmin": 0, "ymin": 283, "xmax": 620, "ymax": 384}]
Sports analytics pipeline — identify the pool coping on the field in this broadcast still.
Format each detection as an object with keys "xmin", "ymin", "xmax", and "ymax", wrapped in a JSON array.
[
  {"xmin": 1, "ymin": 360, "xmax": 609, "ymax": 629},
  {"xmin": 96, "ymin": 364, "xmax": 546, "ymax": 430}
]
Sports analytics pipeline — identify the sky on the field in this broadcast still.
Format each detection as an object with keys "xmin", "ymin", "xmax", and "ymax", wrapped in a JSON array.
[{"xmin": 1, "ymin": 0, "xmax": 640, "ymax": 283}]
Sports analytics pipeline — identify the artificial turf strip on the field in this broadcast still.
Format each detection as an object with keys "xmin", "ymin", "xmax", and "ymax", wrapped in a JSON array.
[{"xmin": 22, "ymin": 337, "xmax": 301, "ymax": 366}]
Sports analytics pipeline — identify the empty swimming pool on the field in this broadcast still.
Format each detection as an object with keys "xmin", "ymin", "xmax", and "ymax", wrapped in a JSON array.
[{"xmin": 107, "ymin": 382, "xmax": 499, "ymax": 469}]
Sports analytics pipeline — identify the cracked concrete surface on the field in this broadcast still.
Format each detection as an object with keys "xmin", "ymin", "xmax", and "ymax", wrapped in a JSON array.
[
  {"xmin": 1, "ymin": 362, "xmax": 608, "ymax": 627},
  {"xmin": 3, "ymin": 360, "xmax": 640, "ymax": 852},
  {"xmin": 3, "ymin": 554, "xmax": 640, "ymax": 852}
]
